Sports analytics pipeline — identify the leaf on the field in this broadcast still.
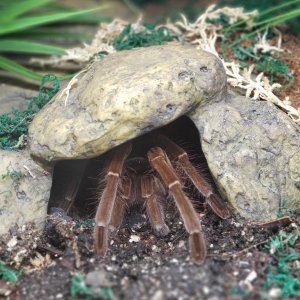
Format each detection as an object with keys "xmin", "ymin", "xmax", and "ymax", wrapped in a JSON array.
[
  {"xmin": 224, "ymin": 0, "xmax": 300, "ymax": 32},
  {"xmin": 0, "ymin": 6, "xmax": 108, "ymax": 35},
  {"xmin": 40, "ymin": 3, "xmax": 111, "ymax": 24},
  {"xmin": 0, "ymin": 0, "xmax": 53, "ymax": 22},
  {"xmin": 57, "ymin": 14, "xmax": 110, "ymax": 24},
  {"xmin": 0, "ymin": 56, "xmax": 43, "ymax": 81},
  {"xmin": 10, "ymin": 28, "xmax": 92, "ymax": 42},
  {"xmin": 0, "ymin": 40, "xmax": 66, "ymax": 55},
  {"xmin": 254, "ymin": 8, "xmax": 300, "ymax": 28}
]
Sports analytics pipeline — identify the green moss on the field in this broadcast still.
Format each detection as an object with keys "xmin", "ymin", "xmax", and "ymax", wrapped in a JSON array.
[
  {"xmin": 0, "ymin": 261, "xmax": 22, "ymax": 282},
  {"xmin": 264, "ymin": 230, "xmax": 300, "ymax": 298},
  {"xmin": 231, "ymin": 44, "xmax": 293, "ymax": 84},
  {"xmin": 0, "ymin": 74, "xmax": 60, "ymax": 150},
  {"xmin": 255, "ymin": 53, "xmax": 293, "ymax": 83},
  {"xmin": 70, "ymin": 273, "xmax": 115, "ymax": 300},
  {"xmin": 113, "ymin": 24, "xmax": 174, "ymax": 51},
  {"xmin": 75, "ymin": 218, "xmax": 95, "ymax": 229}
]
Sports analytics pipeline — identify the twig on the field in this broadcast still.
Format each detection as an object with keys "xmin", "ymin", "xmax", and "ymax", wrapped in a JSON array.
[
  {"xmin": 23, "ymin": 165, "xmax": 36, "ymax": 179},
  {"xmin": 212, "ymin": 239, "xmax": 270, "ymax": 260},
  {"xmin": 252, "ymin": 216, "xmax": 292, "ymax": 230},
  {"xmin": 37, "ymin": 244, "xmax": 64, "ymax": 256}
]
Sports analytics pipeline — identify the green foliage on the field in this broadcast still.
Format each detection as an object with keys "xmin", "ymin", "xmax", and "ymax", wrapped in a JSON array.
[
  {"xmin": 232, "ymin": 45, "xmax": 293, "ymax": 83},
  {"xmin": 0, "ymin": 261, "xmax": 22, "ymax": 282},
  {"xmin": 128, "ymin": 0, "xmax": 165, "ymax": 6},
  {"xmin": 264, "ymin": 230, "xmax": 300, "ymax": 298},
  {"xmin": 0, "ymin": 0, "xmax": 107, "ymax": 80},
  {"xmin": 0, "ymin": 74, "xmax": 60, "ymax": 150},
  {"xmin": 0, "ymin": 40, "xmax": 66, "ymax": 55},
  {"xmin": 70, "ymin": 273, "xmax": 115, "ymax": 300},
  {"xmin": 255, "ymin": 54, "xmax": 293, "ymax": 82},
  {"xmin": 113, "ymin": 24, "xmax": 174, "ymax": 51},
  {"xmin": 71, "ymin": 274, "xmax": 91, "ymax": 299},
  {"xmin": 233, "ymin": 46, "xmax": 259, "ymax": 61},
  {"xmin": 224, "ymin": 0, "xmax": 300, "ymax": 46},
  {"xmin": 225, "ymin": 0, "xmax": 299, "ymax": 14},
  {"xmin": 75, "ymin": 219, "xmax": 95, "ymax": 229}
]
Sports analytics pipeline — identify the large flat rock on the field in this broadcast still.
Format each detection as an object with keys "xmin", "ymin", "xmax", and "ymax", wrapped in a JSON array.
[{"xmin": 29, "ymin": 43, "xmax": 226, "ymax": 162}]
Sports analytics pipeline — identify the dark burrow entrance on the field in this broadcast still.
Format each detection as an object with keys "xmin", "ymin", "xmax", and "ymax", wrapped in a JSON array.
[{"xmin": 48, "ymin": 116, "xmax": 220, "ymax": 222}]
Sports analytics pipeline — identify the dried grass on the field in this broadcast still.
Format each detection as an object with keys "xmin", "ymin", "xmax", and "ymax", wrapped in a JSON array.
[
  {"xmin": 34, "ymin": 5, "xmax": 300, "ymax": 124},
  {"xmin": 165, "ymin": 4, "xmax": 300, "ymax": 124}
]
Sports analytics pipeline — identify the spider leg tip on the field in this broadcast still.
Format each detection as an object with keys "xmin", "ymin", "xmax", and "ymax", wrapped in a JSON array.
[
  {"xmin": 153, "ymin": 224, "xmax": 170, "ymax": 236},
  {"xmin": 94, "ymin": 226, "xmax": 109, "ymax": 256},
  {"xmin": 207, "ymin": 194, "xmax": 231, "ymax": 219},
  {"xmin": 189, "ymin": 232, "xmax": 207, "ymax": 264}
]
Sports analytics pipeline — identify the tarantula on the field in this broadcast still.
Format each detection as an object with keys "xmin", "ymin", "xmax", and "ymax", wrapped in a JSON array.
[{"xmin": 94, "ymin": 133, "xmax": 230, "ymax": 263}]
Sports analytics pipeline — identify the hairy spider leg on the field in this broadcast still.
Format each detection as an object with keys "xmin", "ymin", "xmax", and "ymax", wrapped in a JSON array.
[
  {"xmin": 141, "ymin": 174, "xmax": 170, "ymax": 236},
  {"xmin": 148, "ymin": 147, "xmax": 207, "ymax": 263},
  {"xmin": 94, "ymin": 142, "xmax": 132, "ymax": 256},
  {"xmin": 154, "ymin": 134, "xmax": 231, "ymax": 219},
  {"xmin": 109, "ymin": 176, "xmax": 132, "ymax": 233}
]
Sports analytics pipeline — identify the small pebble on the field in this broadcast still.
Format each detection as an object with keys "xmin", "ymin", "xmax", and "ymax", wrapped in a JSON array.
[
  {"xmin": 203, "ymin": 286, "xmax": 210, "ymax": 295},
  {"xmin": 7, "ymin": 236, "xmax": 18, "ymax": 248},
  {"xmin": 129, "ymin": 235, "xmax": 140, "ymax": 243},
  {"xmin": 151, "ymin": 290, "xmax": 164, "ymax": 300},
  {"xmin": 86, "ymin": 270, "xmax": 112, "ymax": 287},
  {"xmin": 269, "ymin": 288, "xmax": 281, "ymax": 298},
  {"xmin": 178, "ymin": 240, "xmax": 185, "ymax": 248},
  {"xmin": 245, "ymin": 270, "xmax": 257, "ymax": 283}
]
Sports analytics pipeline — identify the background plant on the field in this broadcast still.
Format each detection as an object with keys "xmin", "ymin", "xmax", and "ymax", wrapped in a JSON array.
[
  {"xmin": 224, "ymin": 0, "xmax": 300, "ymax": 35},
  {"xmin": 0, "ymin": 0, "xmax": 108, "ymax": 81}
]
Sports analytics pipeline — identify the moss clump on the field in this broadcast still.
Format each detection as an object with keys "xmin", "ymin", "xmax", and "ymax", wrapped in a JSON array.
[
  {"xmin": 0, "ymin": 74, "xmax": 60, "ymax": 150},
  {"xmin": 113, "ymin": 24, "xmax": 174, "ymax": 51},
  {"xmin": 264, "ymin": 230, "xmax": 300, "ymax": 298},
  {"xmin": 71, "ymin": 273, "xmax": 115, "ymax": 300},
  {"xmin": 0, "ymin": 261, "xmax": 22, "ymax": 282}
]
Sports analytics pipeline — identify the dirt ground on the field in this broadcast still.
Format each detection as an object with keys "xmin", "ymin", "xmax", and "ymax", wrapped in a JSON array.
[{"xmin": 1, "ymin": 205, "xmax": 298, "ymax": 300}]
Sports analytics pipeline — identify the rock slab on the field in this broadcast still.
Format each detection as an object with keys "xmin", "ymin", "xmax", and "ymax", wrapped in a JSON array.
[
  {"xmin": 191, "ymin": 92, "xmax": 300, "ymax": 220},
  {"xmin": 29, "ymin": 43, "xmax": 226, "ymax": 162},
  {"xmin": 0, "ymin": 150, "xmax": 52, "ymax": 234}
]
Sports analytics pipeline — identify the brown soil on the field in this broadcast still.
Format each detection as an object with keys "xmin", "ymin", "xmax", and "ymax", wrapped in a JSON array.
[
  {"xmin": 1, "ymin": 209, "xmax": 298, "ymax": 300},
  {"xmin": 276, "ymin": 32, "xmax": 300, "ymax": 109}
]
